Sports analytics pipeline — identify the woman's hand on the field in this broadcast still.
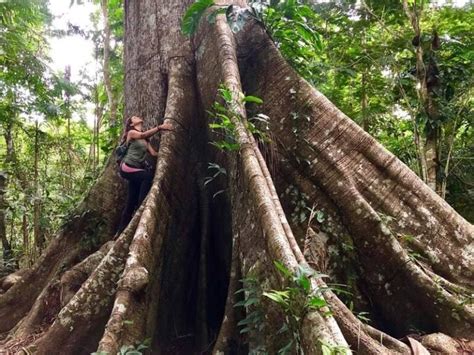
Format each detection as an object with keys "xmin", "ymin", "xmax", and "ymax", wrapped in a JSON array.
[
  {"xmin": 158, "ymin": 123, "xmax": 173, "ymax": 131},
  {"xmin": 147, "ymin": 143, "xmax": 158, "ymax": 157}
]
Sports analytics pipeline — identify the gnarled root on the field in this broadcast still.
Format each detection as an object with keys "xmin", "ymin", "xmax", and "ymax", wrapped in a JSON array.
[
  {"xmin": 29, "ymin": 205, "xmax": 143, "ymax": 354},
  {"xmin": 235, "ymin": 18, "xmax": 473, "ymax": 339},
  {"xmin": 0, "ymin": 160, "xmax": 125, "ymax": 335},
  {"xmin": 97, "ymin": 56, "xmax": 197, "ymax": 353},
  {"xmin": 0, "ymin": 270, "xmax": 28, "ymax": 294},
  {"xmin": 195, "ymin": 12, "xmax": 349, "ymax": 353},
  {"xmin": 60, "ymin": 240, "xmax": 115, "ymax": 307},
  {"xmin": 9, "ymin": 242, "xmax": 115, "ymax": 345}
]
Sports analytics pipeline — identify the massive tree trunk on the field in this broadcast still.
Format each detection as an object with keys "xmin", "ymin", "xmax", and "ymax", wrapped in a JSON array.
[{"xmin": 0, "ymin": 0, "xmax": 472, "ymax": 354}]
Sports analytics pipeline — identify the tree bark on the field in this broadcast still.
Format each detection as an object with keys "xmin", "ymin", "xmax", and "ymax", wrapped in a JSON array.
[
  {"xmin": 101, "ymin": 0, "xmax": 119, "ymax": 127},
  {"xmin": 0, "ymin": 1, "xmax": 472, "ymax": 354},
  {"xmin": 235, "ymin": 17, "xmax": 473, "ymax": 336}
]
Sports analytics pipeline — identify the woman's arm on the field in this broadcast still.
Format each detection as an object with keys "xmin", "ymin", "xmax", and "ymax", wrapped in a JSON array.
[
  {"xmin": 127, "ymin": 126, "xmax": 159, "ymax": 140},
  {"xmin": 127, "ymin": 123, "xmax": 173, "ymax": 141},
  {"xmin": 147, "ymin": 143, "xmax": 158, "ymax": 157}
]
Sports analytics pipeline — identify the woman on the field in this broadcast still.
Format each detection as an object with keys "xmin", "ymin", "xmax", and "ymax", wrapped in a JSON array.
[{"xmin": 116, "ymin": 115, "xmax": 172, "ymax": 234}]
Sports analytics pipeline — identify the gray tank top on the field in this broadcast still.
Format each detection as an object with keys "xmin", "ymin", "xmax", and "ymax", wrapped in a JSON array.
[{"xmin": 123, "ymin": 139, "xmax": 147, "ymax": 167}]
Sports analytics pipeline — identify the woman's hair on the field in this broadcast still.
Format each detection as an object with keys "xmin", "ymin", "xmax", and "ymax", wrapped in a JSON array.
[
  {"xmin": 120, "ymin": 117, "xmax": 134, "ymax": 144},
  {"xmin": 120, "ymin": 116, "xmax": 150, "ymax": 144}
]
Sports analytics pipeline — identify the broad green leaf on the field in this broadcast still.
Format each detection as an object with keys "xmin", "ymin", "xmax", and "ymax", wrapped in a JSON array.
[
  {"xmin": 181, "ymin": 0, "xmax": 215, "ymax": 35},
  {"xmin": 242, "ymin": 95, "xmax": 263, "ymax": 104},
  {"xmin": 308, "ymin": 296, "xmax": 327, "ymax": 309}
]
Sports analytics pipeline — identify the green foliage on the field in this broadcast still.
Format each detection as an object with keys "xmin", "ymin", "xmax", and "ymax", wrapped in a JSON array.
[
  {"xmin": 92, "ymin": 338, "xmax": 151, "ymax": 355},
  {"xmin": 262, "ymin": 261, "xmax": 331, "ymax": 354},
  {"xmin": 208, "ymin": 85, "xmax": 270, "ymax": 151},
  {"xmin": 118, "ymin": 338, "xmax": 151, "ymax": 355},
  {"xmin": 249, "ymin": 0, "xmax": 323, "ymax": 78},
  {"xmin": 1, "ymin": 0, "xmax": 125, "ymax": 267},
  {"xmin": 251, "ymin": 0, "xmax": 473, "ymax": 221},
  {"xmin": 181, "ymin": 0, "xmax": 215, "ymax": 35},
  {"xmin": 320, "ymin": 339, "xmax": 350, "ymax": 355},
  {"xmin": 234, "ymin": 275, "xmax": 266, "ymax": 352},
  {"xmin": 204, "ymin": 162, "xmax": 227, "ymax": 186},
  {"xmin": 0, "ymin": 0, "xmax": 56, "ymax": 121},
  {"xmin": 242, "ymin": 95, "xmax": 263, "ymax": 104},
  {"xmin": 208, "ymin": 85, "xmax": 240, "ymax": 151},
  {"xmin": 208, "ymin": 85, "xmax": 268, "ymax": 151}
]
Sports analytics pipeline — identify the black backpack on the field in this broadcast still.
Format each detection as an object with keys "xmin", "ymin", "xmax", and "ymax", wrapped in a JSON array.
[{"xmin": 115, "ymin": 142, "xmax": 129, "ymax": 164}]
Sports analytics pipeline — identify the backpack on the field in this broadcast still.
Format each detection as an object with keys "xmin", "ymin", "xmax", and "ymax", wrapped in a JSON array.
[{"xmin": 115, "ymin": 142, "xmax": 129, "ymax": 164}]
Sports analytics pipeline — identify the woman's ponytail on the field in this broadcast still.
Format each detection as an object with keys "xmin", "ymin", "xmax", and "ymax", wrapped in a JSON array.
[{"xmin": 120, "ymin": 117, "xmax": 133, "ymax": 144}]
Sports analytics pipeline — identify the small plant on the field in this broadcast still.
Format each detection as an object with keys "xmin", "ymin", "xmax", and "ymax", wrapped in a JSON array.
[
  {"xmin": 263, "ymin": 261, "xmax": 330, "ymax": 354},
  {"xmin": 204, "ymin": 162, "xmax": 227, "ymax": 186},
  {"xmin": 347, "ymin": 301, "xmax": 371, "ymax": 325},
  {"xmin": 235, "ymin": 263, "xmax": 352, "ymax": 354},
  {"xmin": 118, "ymin": 338, "xmax": 151, "ymax": 355},
  {"xmin": 248, "ymin": 113, "xmax": 271, "ymax": 143},
  {"xmin": 208, "ymin": 85, "xmax": 240, "ymax": 151},
  {"xmin": 320, "ymin": 339, "xmax": 350, "ymax": 355},
  {"xmin": 204, "ymin": 162, "xmax": 228, "ymax": 198},
  {"xmin": 234, "ymin": 275, "xmax": 266, "ymax": 352},
  {"xmin": 208, "ymin": 85, "xmax": 268, "ymax": 151}
]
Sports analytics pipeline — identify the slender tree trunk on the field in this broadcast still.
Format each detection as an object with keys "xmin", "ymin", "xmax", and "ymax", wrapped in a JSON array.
[
  {"xmin": 440, "ymin": 116, "xmax": 460, "ymax": 199},
  {"xmin": 33, "ymin": 120, "xmax": 44, "ymax": 255},
  {"xmin": 0, "ymin": 173, "xmax": 14, "ymax": 275},
  {"xmin": 101, "ymin": 0, "xmax": 118, "ymax": 127},
  {"xmin": 360, "ymin": 29, "xmax": 369, "ymax": 132},
  {"xmin": 1, "ymin": 123, "xmax": 17, "ymax": 273},
  {"xmin": 89, "ymin": 114, "xmax": 97, "ymax": 172},
  {"xmin": 22, "ymin": 204, "xmax": 30, "ymax": 266},
  {"xmin": 402, "ymin": 1, "xmax": 442, "ymax": 195},
  {"xmin": 64, "ymin": 66, "xmax": 73, "ymax": 193},
  {"xmin": 424, "ymin": 125, "xmax": 440, "ymax": 192},
  {"xmin": 3, "ymin": 114, "xmax": 30, "ymax": 266},
  {"xmin": 361, "ymin": 70, "xmax": 369, "ymax": 132}
]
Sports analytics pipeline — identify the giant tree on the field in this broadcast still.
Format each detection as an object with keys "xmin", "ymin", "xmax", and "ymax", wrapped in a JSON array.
[{"xmin": 0, "ymin": 0, "xmax": 472, "ymax": 354}]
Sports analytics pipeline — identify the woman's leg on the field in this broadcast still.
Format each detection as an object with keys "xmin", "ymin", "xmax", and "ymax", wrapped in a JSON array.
[
  {"xmin": 137, "ymin": 170, "xmax": 153, "ymax": 205},
  {"xmin": 116, "ymin": 176, "xmax": 141, "ymax": 235}
]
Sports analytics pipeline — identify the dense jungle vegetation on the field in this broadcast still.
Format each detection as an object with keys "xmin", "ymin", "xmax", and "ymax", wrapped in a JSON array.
[{"xmin": 1, "ymin": 0, "xmax": 472, "ymax": 314}]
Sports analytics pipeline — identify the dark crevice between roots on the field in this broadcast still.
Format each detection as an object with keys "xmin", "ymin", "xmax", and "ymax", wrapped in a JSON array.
[
  {"xmin": 150, "ymin": 114, "xmax": 235, "ymax": 354},
  {"xmin": 151, "ymin": 186, "xmax": 233, "ymax": 355}
]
